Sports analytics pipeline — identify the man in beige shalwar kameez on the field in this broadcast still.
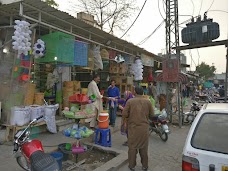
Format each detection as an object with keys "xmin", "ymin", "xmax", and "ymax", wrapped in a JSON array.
[
  {"xmin": 122, "ymin": 86, "xmax": 154, "ymax": 171},
  {"xmin": 85, "ymin": 75, "xmax": 103, "ymax": 128}
]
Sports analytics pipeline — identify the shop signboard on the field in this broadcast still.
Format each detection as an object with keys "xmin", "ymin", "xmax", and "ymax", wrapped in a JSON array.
[
  {"xmin": 162, "ymin": 58, "xmax": 179, "ymax": 82},
  {"xmin": 141, "ymin": 54, "xmax": 154, "ymax": 66}
]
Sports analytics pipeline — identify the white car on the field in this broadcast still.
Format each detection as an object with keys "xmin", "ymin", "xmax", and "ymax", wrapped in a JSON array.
[{"xmin": 182, "ymin": 103, "xmax": 228, "ymax": 171}]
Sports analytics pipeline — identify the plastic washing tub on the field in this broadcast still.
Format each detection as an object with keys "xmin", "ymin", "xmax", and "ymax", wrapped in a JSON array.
[
  {"xmin": 58, "ymin": 143, "xmax": 71, "ymax": 161},
  {"xmin": 50, "ymin": 152, "xmax": 63, "ymax": 170}
]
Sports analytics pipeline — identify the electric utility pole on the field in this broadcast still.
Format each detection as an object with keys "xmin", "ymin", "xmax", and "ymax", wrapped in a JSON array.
[{"xmin": 165, "ymin": 0, "xmax": 182, "ymax": 127}]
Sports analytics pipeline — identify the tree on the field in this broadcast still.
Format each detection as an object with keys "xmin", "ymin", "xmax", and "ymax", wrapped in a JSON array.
[
  {"xmin": 78, "ymin": 0, "xmax": 138, "ymax": 34},
  {"xmin": 44, "ymin": 0, "xmax": 58, "ymax": 7},
  {"xmin": 196, "ymin": 62, "xmax": 216, "ymax": 80}
]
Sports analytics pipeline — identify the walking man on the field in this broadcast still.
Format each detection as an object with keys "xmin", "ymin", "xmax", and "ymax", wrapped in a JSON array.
[
  {"xmin": 85, "ymin": 74, "xmax": 103, "ymax": 129},
  {"xmin": 107, "ymin": 80, "xmax": 120, "ymax": 127},
  {"xmin": 122, "ymin": 86, "xmax": 154, "ymax": 171}
]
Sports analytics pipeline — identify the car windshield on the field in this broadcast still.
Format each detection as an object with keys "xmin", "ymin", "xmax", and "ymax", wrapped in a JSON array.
[{"xmin": 191, "ymin": 113, "xmax": 228, "ymax": 154}]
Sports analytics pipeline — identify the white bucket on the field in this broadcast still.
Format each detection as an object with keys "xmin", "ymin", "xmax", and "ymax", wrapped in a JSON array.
[
  {"xmin": 11, "ymin": 106, "xmax": 31, "ymax": 126},
  {"xmin": 30, "ymin": 105, "xmax": 44, "ymax": 122}
]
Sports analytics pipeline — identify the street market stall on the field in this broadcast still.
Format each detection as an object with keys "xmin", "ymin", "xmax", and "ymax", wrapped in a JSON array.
[{"xmin": 0, "ymin": 0, "xmax": 163, "ymax": 143}]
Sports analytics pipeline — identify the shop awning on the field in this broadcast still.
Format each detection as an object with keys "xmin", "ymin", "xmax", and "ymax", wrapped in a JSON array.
[
  {"xmin": 156, "ymin": 72, "xmax": 188, "ymax": 83},
  {"xmin": 0, "ymin": 0, "xmax": 163, "ymax": 62}
]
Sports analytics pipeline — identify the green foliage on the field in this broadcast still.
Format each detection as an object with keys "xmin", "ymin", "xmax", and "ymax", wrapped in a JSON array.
[
  {"xmin": 196, "ymin": 62, "xmax": 216, "ymax": 80},
  {"xmin": 44, "ymin": 0, "xmax": 58, "ymax": 7}
]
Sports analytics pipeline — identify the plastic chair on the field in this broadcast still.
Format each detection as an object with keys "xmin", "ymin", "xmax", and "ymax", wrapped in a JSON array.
[{"xmin": 95, "ymin": 128, "xmax": 111, "ymax": 147}]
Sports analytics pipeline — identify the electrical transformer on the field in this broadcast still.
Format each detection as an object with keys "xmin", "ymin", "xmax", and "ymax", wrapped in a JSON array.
[{"xmin": 181, "ymin": 17, "xmax": 220, "ymax": 45}]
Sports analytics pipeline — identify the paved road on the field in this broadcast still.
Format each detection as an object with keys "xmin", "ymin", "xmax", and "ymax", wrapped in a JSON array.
[
  {"xmin": 112, "ymin": 123, "xmax": 190, "ymax": 171},
  {"xmin": 0, "ymin": 115, "xmax": 190, "ymax": 171}
]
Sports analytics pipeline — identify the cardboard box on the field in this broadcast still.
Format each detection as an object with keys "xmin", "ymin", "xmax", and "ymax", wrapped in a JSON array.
[
  {"xmin": 73, "ymin": 81, "xmax": 81, "ymax": 90},
  {"xmin": 127, "ymin": 77, "xmax": 133, "ymax": 85},
  {"xmin": 115, "ymin": 77, "xmax": 122, "ymax": 85}
]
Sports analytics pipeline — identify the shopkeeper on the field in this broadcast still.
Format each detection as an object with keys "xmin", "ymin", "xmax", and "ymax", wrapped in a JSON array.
[
  {"xmin": 85, "ymin": 74, "xmax": 103, "ymax": 129},
  {"xmin": 107, "ymin": 80, "xmax": 120, "ymax": 127}
]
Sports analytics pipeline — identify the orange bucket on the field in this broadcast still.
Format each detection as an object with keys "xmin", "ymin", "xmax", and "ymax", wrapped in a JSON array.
[{"xmin": 98, "ymin": 112, "xmax": 109, "ymax": 129}]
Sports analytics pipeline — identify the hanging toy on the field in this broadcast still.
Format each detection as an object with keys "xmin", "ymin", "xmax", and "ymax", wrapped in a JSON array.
[
  {"xmin": 114, "ymin": 54, "xmax": 125, "ymax": 63},
  {"xmin": 131, "ymin": 58, "xmax": 143, "ymax": 81},
  {"xmin": 12, "ymin": 20, "xmax": 32, "ymax": 56},
  {"xmin": 32, "ymin": 39, "xmax": 46, "ymax": 58}
]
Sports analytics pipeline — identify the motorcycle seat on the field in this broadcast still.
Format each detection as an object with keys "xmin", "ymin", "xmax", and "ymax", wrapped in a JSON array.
[{"xmin": 30, "ymin": 150, "xmax": 60, "ymax": 171}]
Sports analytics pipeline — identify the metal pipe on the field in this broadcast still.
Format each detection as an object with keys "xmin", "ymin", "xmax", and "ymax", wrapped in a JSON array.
[
  {"xmin": 20, "ymin": 14, "xmax": 138, "ymax": 56},
  {"xmin": 21, "ymin": 2, "xmax": 154, "ymax": 58},
  {"xmin": 225, "ymin": 43, "xmax": 228, "ymax": 103},
  {"xmin": 22, "ymin": 2, "xmax": 104, "ymax": 40},
  {"xmin": 177, "ymin": 49, "xmax": 182, "ymax": 128}
]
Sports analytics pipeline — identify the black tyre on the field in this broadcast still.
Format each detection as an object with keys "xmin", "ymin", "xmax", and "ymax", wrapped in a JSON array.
[
  {"xmin": 159, "ymin": 131, "xmax": 168, "ymax": 142},
  {"xmin": 16, "ymin": 156, "xmax": 30, "ymax": 171}
]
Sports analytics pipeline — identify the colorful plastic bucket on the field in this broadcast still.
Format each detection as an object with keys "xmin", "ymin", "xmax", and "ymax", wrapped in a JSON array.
[
  {"xmin": 50, "ymin": 152, "xmax": 63, "ymax": 170},
  {"xmin": 98, "ymin": 112, "xmax": 109, "ymax": 129}
]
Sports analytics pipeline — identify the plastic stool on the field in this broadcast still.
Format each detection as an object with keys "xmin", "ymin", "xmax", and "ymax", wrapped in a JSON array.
[{"xmin": 95, "ymin": 128, "xmax": 111, "ymax": 147}]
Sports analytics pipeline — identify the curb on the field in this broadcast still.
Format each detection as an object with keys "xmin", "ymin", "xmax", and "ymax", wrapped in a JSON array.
[{"xmin": 77, "ymin": 135, "xmax": 128, "ymax": 171}]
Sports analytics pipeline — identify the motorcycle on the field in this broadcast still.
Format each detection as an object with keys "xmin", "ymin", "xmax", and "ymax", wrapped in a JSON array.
[
  {"xmin": 13, "ymin": 116, "xmax": 60, "ymax": 171},
  {"xmin": 182, "ymin": 101, "xmax": 200, "ymax": 124},
  {"xmin": 149, "ymin": 115, "xmax": 170, "ymax": 142}
]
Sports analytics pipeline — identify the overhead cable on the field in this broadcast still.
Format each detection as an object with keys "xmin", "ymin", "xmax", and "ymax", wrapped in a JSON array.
[
  {"xmin": 120, "ymin": 0, "xmax": 148, "ymax": 38},
  {"xmin": 189, "ymin": 50, "xmax": 197, "ymax": 68},
  {"xmin": 196, "ymin": 49, "xmax": 201, "ymax": 66},
  {"xmin": 158, "ymin": 0, "xmax": 165, "ymax": 20},
  {"xmin": 208, "ymin": 10, "xmax": 228, "ymax": 14},
  {"xmin": 137, "ymin": 20, "xmax": 165, "ymax": 45},
  {"xmin": 198, "ymin": 0, "xmax": 203, "ymax": 15},
  {"xmin": 206, "ymin": 0, "xmax": 215, "ymax": 12},
  {"xmin": 190, "ymin": 0, "xmax": 195, "ymax": 16}
]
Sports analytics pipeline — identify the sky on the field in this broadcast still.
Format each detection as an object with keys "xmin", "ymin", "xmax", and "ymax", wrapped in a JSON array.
[{"xmin": 54, "ymin": 0, "xmax": 228, "ymax": 74}]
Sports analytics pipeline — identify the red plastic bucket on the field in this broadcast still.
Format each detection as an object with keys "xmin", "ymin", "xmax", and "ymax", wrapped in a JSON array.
[{"xmin": 98, "ymin": 112, "xmax": 109, "ymax": 129}]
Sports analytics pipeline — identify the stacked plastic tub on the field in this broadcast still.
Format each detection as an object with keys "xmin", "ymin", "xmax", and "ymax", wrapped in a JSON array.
[{"xmin": 10, "ymin": 104, "xmax": 59, "ymax": 134}]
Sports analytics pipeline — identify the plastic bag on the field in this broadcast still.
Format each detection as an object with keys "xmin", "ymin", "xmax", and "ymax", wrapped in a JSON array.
[
  {"xmin": 93, "ymin": 45, "xmax": 103, "ymax": 70},
  {"xmin": 160, "ymin": 109, "xmax": 167, "ymax": 118},
  {"xmin": 149, "ymin": 96, "xmax": 155, "ymax": 109},
  {"xmin": 44, "ymin": 104, "xmax": 59, "ymax": 133},
  {"xmin": 183, "ymin": 97, "xmax": 188, "ymax": 107}
]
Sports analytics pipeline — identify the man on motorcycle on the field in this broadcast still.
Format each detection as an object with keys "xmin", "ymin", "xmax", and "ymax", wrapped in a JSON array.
[{"xmin": 219, "ymin": 85, "xmax": 225, "ymax": 97}]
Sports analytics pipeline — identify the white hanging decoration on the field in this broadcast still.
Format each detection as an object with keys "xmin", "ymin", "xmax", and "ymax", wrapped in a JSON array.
[
  {"xmin": 131, "ymin": 58, "xmax": 143, "ymax": 81},
  {"xmin": 32, "ymin": 39, "xmax": 46, "ymax": 58},
  {"xmin": 12, "ymin": 20, "xmax": 32, "ymax": 56},
  {"xmin": 114, "ymin": 54, "xmax": 125, "ymax": 63}
]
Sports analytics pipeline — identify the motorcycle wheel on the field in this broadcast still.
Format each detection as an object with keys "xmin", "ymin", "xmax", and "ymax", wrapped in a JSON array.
[
  {"xmin": 16, "ymin": 156, "xmax": 30, "ymax": 171},
  {"xmin": 186, "ymin": 115, "xmax": 194, "ymax": 124},
  {"xmin": 159, "ymin": 131, "xmax": 168, "ymax": 142}
]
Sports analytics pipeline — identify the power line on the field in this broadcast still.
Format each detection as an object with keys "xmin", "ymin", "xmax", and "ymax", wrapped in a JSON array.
[
  {"xmin": 189, "ymin": 50, "xmax": 197, "ymax": 68},
  {"xmin": 179, "ymin": 16, "xmax": 198, "ymax": 25},
  {"xmin": 196, "ymin": 49, "xmax": 201, "ymax": 66},
  {"xmin": 137, "ymin": 20, "xmax": 165, "ymax": 45},
  {"xmin": 120, "ymin": 0, "xmax": 148, "ymax": 38},
  {"xmin": 162, "ymin": 0, "xmax": 166, "ymax": 14},
  {"xmin": 198, "ymin": 0, "xmax": 203, "ymax": 15},
  {"xmin": 206, "ymin": 0, "xmax": 215, "ymax": 12},
  {"xmin": 190, "ymin": 0, "xmax": 195, "ymax": 16},
  {"xmin": 208, "ymin": 10, "xmax": 228, "ymax": 14},
  {"xmin": 158, "ymin": 0, "xmax": 165, "ymax": 20}
]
